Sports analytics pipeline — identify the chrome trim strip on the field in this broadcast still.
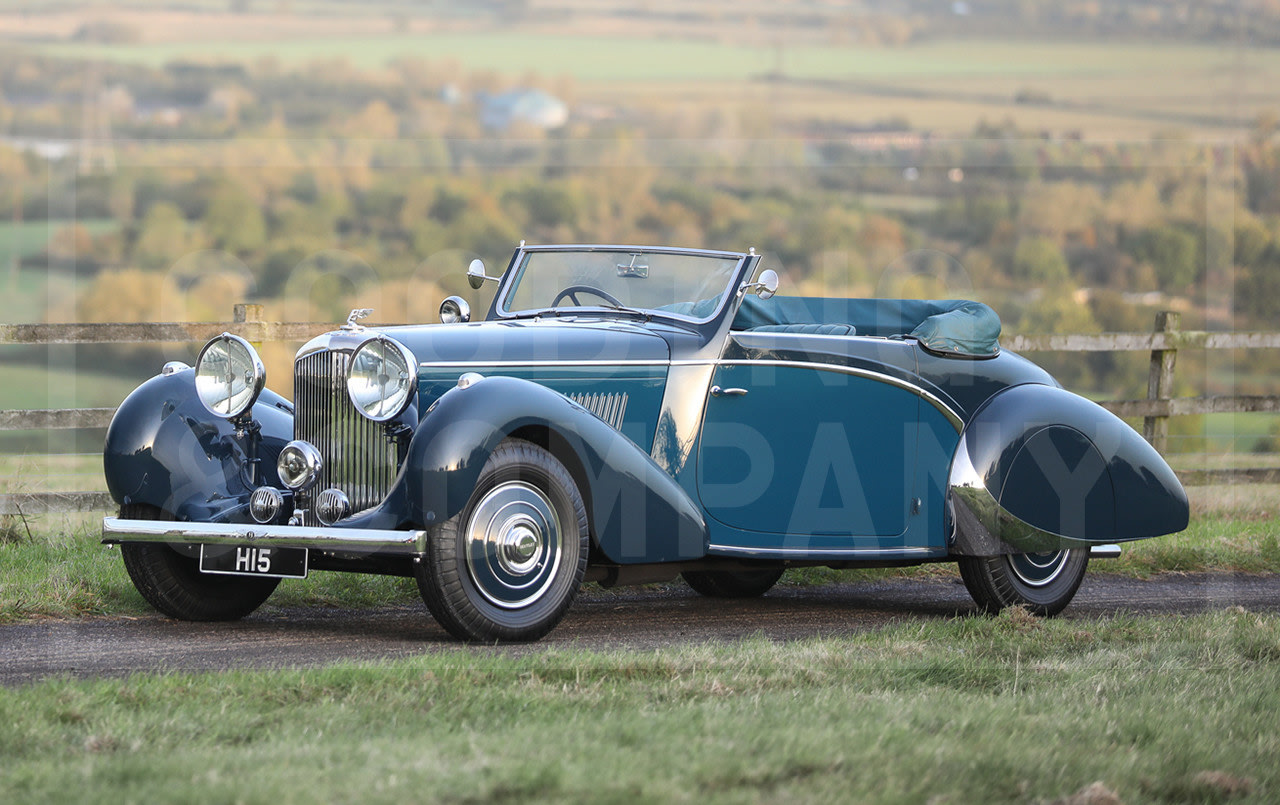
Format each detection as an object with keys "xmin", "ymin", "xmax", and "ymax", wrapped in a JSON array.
[
  {"xmin": 708, "ymin": 543, "xmax": 939, "ymax": 558},
  {"xmin": 103, "ymin": 517, "xmax": 427, "ymax": 555},
  {"xmin": 519, "ymin": 243, "xmax": 748, "ymax": 259},
  {"xmin": 1089, "ymin": 544, "xmax": 1122, "ymax": 559},
  {"xmin": 733, "ymin": 331, "xmax": 885, "ymax": 342},
  {"xmin": 420, "ymin": 359, "xmax": 669, "ymax": 368},
  {"xmin": 713, "ymin": 359, "xmax": 964, "ymax": 430},
  {"xmin": 417, "ymin": 357, "xmax": 964, "ymax": 429}
]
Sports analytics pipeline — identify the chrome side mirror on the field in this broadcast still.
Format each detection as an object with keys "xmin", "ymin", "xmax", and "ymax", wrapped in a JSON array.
[
  {"xmin": 439, "ymin": 295, "xmax": 471, "ymax": 324},
  {"xmin": 467, "ymin": 258, "xmax": 498, "ymax": 290},
  {"xmin": 741, "ymin": 268, "xmax": 779, "ymax": 300}
]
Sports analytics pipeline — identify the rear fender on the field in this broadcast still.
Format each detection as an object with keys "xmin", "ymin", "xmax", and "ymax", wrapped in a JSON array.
[
  {"xmin": 103, "ymin": 368, "xmax": 295, "ymax": 521},
  {"xmin": 948, "ymin": 383, "xmax": 1188, "ymax": 555},
  {"xmin": 346, "ymin": 375, "xmax": 707, "ymax": 563}
]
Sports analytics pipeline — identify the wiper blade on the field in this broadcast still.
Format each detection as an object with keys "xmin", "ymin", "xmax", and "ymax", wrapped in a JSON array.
[
  {"xmin": 599, "ymin": 304, "xmax": 652, "ymax": 322},
  {"xmin": 505, "ymin": 308, "xmax": 564, "ymax": 320}
]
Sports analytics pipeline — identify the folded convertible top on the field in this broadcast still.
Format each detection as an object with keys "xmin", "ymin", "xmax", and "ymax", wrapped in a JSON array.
[{"xmin": 732, "ymin": 296, "xmax": 1001, "ymax": 357}]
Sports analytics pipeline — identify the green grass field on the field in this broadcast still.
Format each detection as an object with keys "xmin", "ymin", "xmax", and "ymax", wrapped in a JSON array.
[
  {"xmin": 1, "ymin": 610, "xmax": 1276, "ymax": 803},
  {"xmin": 21, "ymin": 36, "xmax": 1274, "ymax": 136},
  {"xmin": 0, "ymin": 363, "xmax": 139, "ymax": 412},
  {"xmin": 0, "ymin": 220, "xmax": 116, "ymax": 262},
  {"xmin": 28, "ymin": 35, "xmax": 1258, "ymax": 81}
]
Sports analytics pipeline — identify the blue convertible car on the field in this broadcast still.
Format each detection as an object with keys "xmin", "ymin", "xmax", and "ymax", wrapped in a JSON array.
[{"xmin": 103, "ymin": 244, "xmax": 1189, "ymax": 641}]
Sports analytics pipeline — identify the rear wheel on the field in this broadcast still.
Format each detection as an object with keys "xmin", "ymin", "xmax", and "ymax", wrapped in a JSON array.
[
  {"xmin": 682, "ymin": 568, "xmax": 785, "ymax": 598},
  {"xmin": 119, "ymin": 504, "xmax": 279, "ymax": 621},
  {"xmin": 958, "ymin": 548, "xmax": 1088, "ymax": 616},
  {"xmin": 415, "ymin": 438, "xmax": 589, "ymax": 642}
]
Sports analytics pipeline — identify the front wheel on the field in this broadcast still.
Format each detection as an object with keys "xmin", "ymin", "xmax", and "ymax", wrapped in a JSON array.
[
  {"xmin": 958, "ymin": 549, "xmax": 1089, "ymax": 616},
  {"xmin": 119, "ymin": 504, "xmax": 279, "ymax": 621},
  {"xmin": 415, "ymin": 438, "xmax": 589, "ymax": 642}
]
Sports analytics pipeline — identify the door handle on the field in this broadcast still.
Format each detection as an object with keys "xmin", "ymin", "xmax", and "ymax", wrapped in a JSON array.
[{"xmin": 710, "ymin": 385, "xmax": 748, "ymax": 397}]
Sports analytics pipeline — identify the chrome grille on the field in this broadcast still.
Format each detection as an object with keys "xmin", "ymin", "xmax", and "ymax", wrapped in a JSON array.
[
  {"xmin": 293, "ymin": 349, "xmax": 399, "ymax": 525},
  {"xmin": 567, "ymin": 392, "xmax": 628, "ymax": 430}
]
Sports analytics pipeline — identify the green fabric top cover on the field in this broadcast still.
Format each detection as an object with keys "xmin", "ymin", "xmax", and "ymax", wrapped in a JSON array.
[{"xmin": 732, "ymin": 296, "xmax": 1001, "ymax": 357}]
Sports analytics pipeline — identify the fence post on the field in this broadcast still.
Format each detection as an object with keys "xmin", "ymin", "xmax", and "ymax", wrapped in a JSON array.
[
  {"xmin": 233, "ymin": 303, "xmax": 262, "ymax": 324},
  {"xmin": 1143, "ymin": 311, "xmax": 1180, "ymax": 454},
  {"xmin": 233, "ymin": 303, "xmax": 264, "ymax": 343}
]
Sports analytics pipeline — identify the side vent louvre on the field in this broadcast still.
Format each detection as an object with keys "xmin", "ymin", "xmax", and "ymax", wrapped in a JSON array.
[{"xmin": 567, "ymin": 392, "xmax": 628, "ymax": 430}]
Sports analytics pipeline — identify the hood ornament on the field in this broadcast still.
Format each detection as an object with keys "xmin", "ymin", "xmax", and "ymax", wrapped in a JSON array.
[{"xmin": 343, "ymin": 308, "xmax": 373, "ymax": 331}]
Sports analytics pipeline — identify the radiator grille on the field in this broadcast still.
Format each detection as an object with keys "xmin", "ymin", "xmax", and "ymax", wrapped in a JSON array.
[
  {"xmin": 293, "ymin": 349, "xmax": 399, "ymax": 525},
  {"xmin": 567, "ymin": 392, "xmax": 628, "ymax": 430}
]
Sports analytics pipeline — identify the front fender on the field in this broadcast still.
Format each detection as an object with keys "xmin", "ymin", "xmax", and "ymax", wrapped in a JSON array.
[
  {"xmin": 103, "ymin": 367, "xmax": 294, "ymax": 521},
  {"xmin": 949, "ymin": 383, "xmax": 1188, "ymax": 555},
  {"xmin": 346, "ymin": 376, "xmax": 707, "ymax": 563}
]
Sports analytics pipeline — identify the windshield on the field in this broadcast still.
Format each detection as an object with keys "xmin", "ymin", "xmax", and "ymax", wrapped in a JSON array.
[{"xmin": 499, "ymin": 248, "xmax": 743, "ymax": 322}]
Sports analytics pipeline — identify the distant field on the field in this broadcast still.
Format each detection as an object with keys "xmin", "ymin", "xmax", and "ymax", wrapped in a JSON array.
[
  {"xmin": 0, "ymin": 220, "xmax": 116, "ymax": 262},
  {"xmin": 0, "ymin": 222, "xmax": 118, "ymax": 323},
  {"xmin": 28, "ymin": 34, "xmax": 1254, "ymax": 80},
  {"xmin": 22, "ymin": 35, "xmax": 1274, "ymax": 137}
]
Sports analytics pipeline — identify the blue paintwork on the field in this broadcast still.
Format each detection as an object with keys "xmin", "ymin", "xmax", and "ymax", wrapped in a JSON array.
[
  {"xmin": 698, "ymin": 362, "xmax": 918, "ymax": 543},
  {"xmin": 103, "ymin": 242, "xmax": 1189, "ymax": 570},
  {"xmin": 103, "ymin": 369, "xmax": 294, "ymax": 521},
  {"xmin": 402, "ymin": 319, "xmax": 672, "ymax": 454},
  {"xmin": 958, "ymin": 383, "xmax": 1189, "ymax": 543},
  {"xmin": 341, "ymin": 375, "xmax": 707, "ymax": 563}
]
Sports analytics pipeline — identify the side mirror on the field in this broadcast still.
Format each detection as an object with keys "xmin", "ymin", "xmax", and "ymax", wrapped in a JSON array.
[
  {"xmin": 755, "ymin": 269, "xmax": 779, "ymax": 300},
  {"xmin": 741, "ymin": 268, "xmax": 779, "ymax": 300},
  {"xmin": 467, "ymin": 258, "xmax": 497, "ymax": 290}
]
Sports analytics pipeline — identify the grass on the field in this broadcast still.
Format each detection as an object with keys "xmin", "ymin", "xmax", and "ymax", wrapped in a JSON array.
[
  {"xmin": 3, "ymin": 512, "xmax": 1278, "ymax": 625},
  {"xmin": 26, "ymin": 35, "xmax": 1262, "ymax": 81},
  {"xmin": 0, "ymin": 522, "xmax": 420, "ymax": 623},
  {"xmin": 1, "ymin": 610, "xmax": 1277, "ymax": 803},
  {"xmin": 0, "ymin": 453, "xmax": 106, "ymax": 495},
  {"xmin": 0, "ymin": 363, "xmax": 140, "ymax": 411}
]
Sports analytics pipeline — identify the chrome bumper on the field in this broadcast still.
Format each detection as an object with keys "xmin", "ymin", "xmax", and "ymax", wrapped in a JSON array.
[{"xmin": 102, "ymin": 517, "xmax": 428, "ymax": 556}]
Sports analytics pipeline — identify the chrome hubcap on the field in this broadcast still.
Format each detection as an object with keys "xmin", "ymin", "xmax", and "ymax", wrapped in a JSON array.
[
  {"xmin": 465, "ymin": 481, "xmax": 562, "ymax": 609},
  {"xmin": 1009, "ymin": 550, "xmax": 1069, "ymax": 587}
]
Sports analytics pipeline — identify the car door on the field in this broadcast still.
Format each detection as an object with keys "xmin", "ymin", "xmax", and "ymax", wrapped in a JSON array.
[{"xmin": 696, "ymin": 338, "xmax": 922, "ymax": 553}]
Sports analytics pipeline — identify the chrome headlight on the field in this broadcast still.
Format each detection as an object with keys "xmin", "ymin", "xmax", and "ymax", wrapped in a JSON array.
[
  {"xmin": 346, "ymin": 336, "xmax": 416, "ymax": 422},
  {"xmin": 194, "ymin": 333, "xmax": 265, "ymax": 418},
  {"xmin": 439, "ymin": 295, "xmax": 471, "ymax": 324}
]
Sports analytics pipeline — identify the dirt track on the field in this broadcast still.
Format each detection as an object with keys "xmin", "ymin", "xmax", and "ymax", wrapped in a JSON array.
[{"xmin": 3, "ymin": 573, "xmax": 1278, "ymax": 686}]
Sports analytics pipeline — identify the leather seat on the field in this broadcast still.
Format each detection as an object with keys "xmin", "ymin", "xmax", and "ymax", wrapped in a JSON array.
[{"xmin": 749, "ymin": 323, "xmax": 856, "ymax": 336}]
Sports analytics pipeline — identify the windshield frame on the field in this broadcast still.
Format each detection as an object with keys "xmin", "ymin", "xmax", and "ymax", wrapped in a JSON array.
[{"xmin": 491, "ymin": 244, "xmax": 751, "ymax": 327}]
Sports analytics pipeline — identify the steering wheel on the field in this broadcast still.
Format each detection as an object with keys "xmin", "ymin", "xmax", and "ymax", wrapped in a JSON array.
[{"xmin": 551, "ymin": 285, "xmax": 625, "ymax": 308}]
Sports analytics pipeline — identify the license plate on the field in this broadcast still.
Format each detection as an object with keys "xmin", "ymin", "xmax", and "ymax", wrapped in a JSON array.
[{"xmin": 199, "ymin": 545, "xmax": 308, "ymax": 579}]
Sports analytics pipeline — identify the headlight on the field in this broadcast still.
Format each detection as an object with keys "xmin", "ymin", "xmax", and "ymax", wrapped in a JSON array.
[
  {"xmin": 277, "ymin": 440, "xmax": 323, "ymax": 491},
  {"xmin": 194, "ymin": 333, "xmax": 265, "ymax": 418},
  {"xmin": 439, "ymin": 295, "xmax": 471, "ymax": 324},
  {"xmin": 346, "ymin": 336, "xmax": 416, "ymax": 422}
]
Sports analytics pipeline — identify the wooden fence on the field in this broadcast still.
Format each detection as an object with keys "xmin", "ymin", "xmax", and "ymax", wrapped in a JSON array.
[{"xmin": 3, "ymin": 305, "xmax": 1280, "ymax": 516}]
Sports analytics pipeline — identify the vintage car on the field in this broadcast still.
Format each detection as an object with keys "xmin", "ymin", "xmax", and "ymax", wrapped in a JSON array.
[{"xmin": 102, "ymin": 244, "xmax": 1189, "ymax": 641}]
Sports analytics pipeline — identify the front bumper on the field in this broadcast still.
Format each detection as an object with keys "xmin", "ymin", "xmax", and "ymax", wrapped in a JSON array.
[{"xmin": 102, "ymin": 517, "xmax": 427, "ymax": 556}]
